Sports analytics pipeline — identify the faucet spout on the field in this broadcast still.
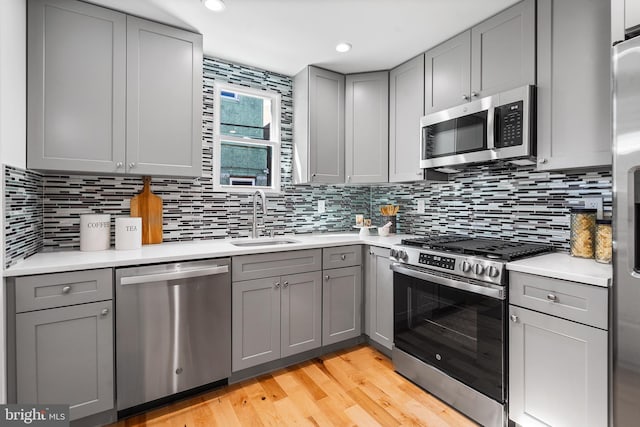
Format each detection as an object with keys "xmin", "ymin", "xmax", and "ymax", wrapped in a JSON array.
[{"xmin": 251, "ymin": 190, "xmax": 267, "ymax": 238}]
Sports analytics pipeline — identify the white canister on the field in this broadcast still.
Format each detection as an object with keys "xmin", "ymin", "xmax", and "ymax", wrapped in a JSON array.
[
  {"xmin": 116, "ymin": 217, "xmax": 142, "ymax": 250},
  {"xmin": 80, "ymin": 214, "xmax": 111, "ymax": 251}
]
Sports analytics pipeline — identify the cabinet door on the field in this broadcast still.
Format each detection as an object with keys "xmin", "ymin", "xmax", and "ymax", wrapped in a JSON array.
[
  {"xmin": 281, "ymin": 271, "xmax": 322, "ymax": 357},
  {"xmin": 232, "ymin": 277, "xmax": 281, "ymax": 371},
  {"xmin": 470, "ymin": 0, "xmax": 535, "ymax": 98},
  {"xmin": 389, "ymin": 55, "xmax": 425, "ymax": 182},
  {"xmin": 126, "ymin": 16, "xmax": 203, "ymax": 177},
  {"xmin": 345, "ymin": 71, "xmax": 389, "ymax": 184},
  {"xmin": 16, "ymin": 301, "xmax": 114, "ymax": 420},
  {"xmin": 536, "ymin": 0, "xmax": 611, "ymax": 170},
  {"xmin": 322, "ymin": 266, "xmax": 362, "ymax": 346},
  {"xmin": 308, "ymin": 66, "xmax": 345, "ymax": 184},
  {"xmin": 27, "ymin": 0, "xmax": 126, "ymax": 174},
  {"xmin": 424, "ymin": 31, "xmax": 471, "ymax": 113},
  {"xmin": 509, "ymin": 306, "xmax": 607, "ymax": 427},
  {"xmin": 365, "ymin": 247, "xmax": 393, "ymax": 350}
]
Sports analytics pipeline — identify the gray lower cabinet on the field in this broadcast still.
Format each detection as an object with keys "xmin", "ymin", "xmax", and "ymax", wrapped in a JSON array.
[
  {"xmin": 364, "ymin": 246, "xmax": 393, "ymax": 351},
  {"xmin": 293, "ymin": 66, "xmax": 345, "ymax": 184},
  {"xmin": 27, "ymin": 0, "xmax": 202, "ymax": 177},
  {"xmin": 425, "ymin": 0, "xmax": 535, "ymax": 113},
  {"xmin": 10, "ymin": 268, "xmax": 114, "ymax": 422},
  {"xmin": 508, "ymin": 271, "xmax": 608, "ymax": 427},
  {"xmin": 536, "ymin": 0, "xmax": 611, "ymax": 170},
  {"xmin": 389, "ymin": 54, "xmax": 425, "ymax": 182},
  {"xmin": 345, "ymin": 71, "xmax": 389, "ymax": 184},
  {"xmin": 232, "ymin": 251, "xmax": 323, "ymax": 372},
  {"xmin": 322, "ymin": 265, "xmax": 362, "ymax": 346}
]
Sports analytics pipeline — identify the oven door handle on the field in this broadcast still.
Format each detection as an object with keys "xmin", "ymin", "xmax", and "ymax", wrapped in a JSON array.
[{"xmin": 390, "ymin": 263, "xmax": 506, "ymax": 300}]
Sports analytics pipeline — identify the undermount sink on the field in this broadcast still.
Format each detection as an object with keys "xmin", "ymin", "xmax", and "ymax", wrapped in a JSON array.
[{"xmin": 231, "ymin": 239, "xmax": 299, "ymax": 247}]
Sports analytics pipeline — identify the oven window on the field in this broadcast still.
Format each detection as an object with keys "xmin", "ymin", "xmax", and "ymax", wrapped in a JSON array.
[
  {"xmin": 393, "ymin": 271, "xmax": 505, "ymax": 402},
  {"xmin": 422, "ymin": 111, "xmax": 488, "ymax": 159}
]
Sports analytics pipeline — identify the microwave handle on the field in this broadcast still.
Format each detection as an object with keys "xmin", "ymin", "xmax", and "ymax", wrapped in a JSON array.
[{"xmin": 487, "ymin": 104, "xmax": 496, "ymax": 150}]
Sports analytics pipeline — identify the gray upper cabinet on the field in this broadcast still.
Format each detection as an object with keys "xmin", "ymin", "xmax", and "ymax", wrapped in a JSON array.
[
  {"xmin": 470, "ymin": 0, "xmax": 535, "ymax": 98},
  {"xmin": 27, "ymin": 0, "xmax": 126, "ymax": 174},
  {"xmin": 389, "ymin": 55, "xmax": 425, "ymax": 182},
  {"xmin": 293, "ymin": 66, "xmax": 345, "ymax": 184},
  {"xmin": 424, "ymin": 0, "xmax": 535, "ymax": 113},
  {"xmin": 345, "ymin": 71, "xmax": 389, "ymax": 184},
  {"xmin": 27, "ymin": 0, "xmax": 202, "ymax": 177},
  {"xmin": 126, "ymin": 17, "xmax": 202, "ymax": 177},
  {"xmin": 536, "ymin": 0, "xmax": 612, "ymax": 170},
  {"xmin": 424, "ymin": 31, "xmax": 471, "ymax": 114}
]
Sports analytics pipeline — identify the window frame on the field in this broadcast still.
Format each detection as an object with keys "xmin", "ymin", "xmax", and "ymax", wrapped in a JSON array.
[{"xmin": 213, "ymin": 82, "xmax": 281, "ymax": 194}]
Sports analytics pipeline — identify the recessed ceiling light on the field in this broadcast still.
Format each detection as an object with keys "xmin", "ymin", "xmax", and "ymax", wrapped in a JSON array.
[
  {"xmin": 335, "ymin": 42, "xmax": 352, "ymax": 53},
  {"xmin": 203, "ymin": 0, "xmax": 226, "ymax": 12}
]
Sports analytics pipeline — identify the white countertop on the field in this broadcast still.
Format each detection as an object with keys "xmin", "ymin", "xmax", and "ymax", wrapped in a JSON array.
[
  {"xmin": 4, "ymin": 233, "xmax": 412, "ymax": 277},
  {"xmin": 507, "ymin": 252, "xmax": 612, "ymax": 287}
]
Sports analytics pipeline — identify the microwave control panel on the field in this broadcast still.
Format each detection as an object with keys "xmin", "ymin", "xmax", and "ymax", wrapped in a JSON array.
[{"xmin": 495, "ymin": 100, "xmax": 524, "ymax": 148}]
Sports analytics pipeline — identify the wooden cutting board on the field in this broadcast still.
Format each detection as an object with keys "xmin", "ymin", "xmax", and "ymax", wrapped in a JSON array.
[{"xmin": 130, "ymin": 176, "xmax": 163, "ymax": 244}]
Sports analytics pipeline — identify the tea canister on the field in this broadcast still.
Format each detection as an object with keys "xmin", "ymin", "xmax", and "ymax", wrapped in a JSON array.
[
  {"xmin": 595, "ymin": 219, "xmax": 612, "ymax": 264},
  {"xmin": 570, "ymin": 208, "xmax": 597, "ymax": 258},
  {"xmin": 116, "ymin": 217, "xmax": 142, "ymax": 250}
]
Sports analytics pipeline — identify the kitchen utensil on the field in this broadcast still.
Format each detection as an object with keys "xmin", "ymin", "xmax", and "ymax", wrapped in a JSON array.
[
  {"xmin": 80, "ymin": 214, "xmax": 110, "ymax": 251},
  {"xmin": 130, "ymin": 176, "xmax": 163, "ymax": 244}
]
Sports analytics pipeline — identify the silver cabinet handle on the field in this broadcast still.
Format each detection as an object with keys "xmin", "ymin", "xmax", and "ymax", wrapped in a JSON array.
[
  {"xmin": 369, "ymin": 250, "xmax": 374, "ymax": 255},
  {"xmin": 312, "ymin": 173, "xmax": 317, "ymax": 178},
  {"xmin": 471, "ymin": 91, "xmax": 478, "ymax": 97},
  {"xmin": 324, "ymin": 275, "xmax": 330, "ymax": 281},
  {"xmin": 416, "ymin": 170, "xmax": 422, "ymax": 176},
  {"xmin": 62, "ymin": 286, "xmax": 71, "ymax": 294},
  {"xmin": 101, "ymin": 308, "xmax": 109, "ymax": 316},
  {"xmin": 283, "ymin": 281, "xmax": 289, "ymax": 288},
  {"xmin": 120, "ymin": 265, "xmax": 228, "ymax": 285},
  {"xmin": 128, "ymin": 162, "xmax": 136, "ymax": 168},
  {"xmin": 510, "ymin": 314, "xmax": 519, "ymax": 323},
  {"xmin": 538, "ymin": 158, "xmax": 547, "ymax": 164},
  {"xmin": 462, "ymin": 94, "xmax": 469, "ymax": 100},
  {"xmin": 341, "ymin": 254, "xmax": 346, "ymax": 260},
  {"xmin": 347, "ymin": 176, "xmax": 351, "ymax": 182},
  {"xmin": 274, "ymin": 282, "xmax": 280, "ymax": 289},
  {"xmin": 116, "ymin": 162, "xmax": 123, "ymax": 168},
  {"xmin": 547, "ymin": 293, "xmax": 558, "ymax": 302}
]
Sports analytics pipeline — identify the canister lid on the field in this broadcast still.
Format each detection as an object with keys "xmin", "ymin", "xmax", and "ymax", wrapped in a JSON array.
[
  {"xmin": 596, "ymin": 219, "xmax": 612, "ymax": 224},
  {"xmin": 570, "ymin": 208, "xmax": 597, "ymax": 213}
]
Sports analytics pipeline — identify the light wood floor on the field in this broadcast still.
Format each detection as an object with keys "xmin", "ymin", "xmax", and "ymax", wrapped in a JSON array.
[{"xmin": 111, "ymin": 345, "xmax": 477, "ymax": 427}]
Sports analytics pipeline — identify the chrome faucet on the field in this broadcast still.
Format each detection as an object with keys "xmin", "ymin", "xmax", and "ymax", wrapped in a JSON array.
[{"xmin": 251, "ymin": 189, "xmax": 267, "ymax": 238}]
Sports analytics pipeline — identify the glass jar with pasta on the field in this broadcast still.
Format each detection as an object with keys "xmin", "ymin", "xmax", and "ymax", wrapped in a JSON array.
[
  {"xmin": 595, "ymin": 219, "xmax": 612, "ymax": 263},
  {"xmin": 570, "ymin": 208, "xmax": 597, "ymax": 258}
]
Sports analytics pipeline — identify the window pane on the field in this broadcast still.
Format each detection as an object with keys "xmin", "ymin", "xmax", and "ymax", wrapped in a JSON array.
[
  {"xmin": 220, "ymin": 91, "xmax": 272, "ymax": 141},
  {"xmin": 220, "ymin": 141, "xmax": 272, "ymax": 187}
]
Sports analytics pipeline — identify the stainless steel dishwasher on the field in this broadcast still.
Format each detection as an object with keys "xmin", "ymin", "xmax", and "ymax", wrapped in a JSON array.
[{"xmin": 115, "ymin": 258, "xmax": 231, "ymax": 412}]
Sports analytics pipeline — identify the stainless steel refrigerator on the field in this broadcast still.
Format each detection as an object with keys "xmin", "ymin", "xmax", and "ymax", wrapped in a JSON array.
[{"xmin": 613, "ymin": 35, "xmax": 640, "ymax": 426}]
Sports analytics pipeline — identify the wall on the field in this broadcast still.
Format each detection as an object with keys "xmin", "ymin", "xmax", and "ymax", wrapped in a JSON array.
[{"xmin": 0, "ymin": 0, "xmax": 27, "ymax": 405}]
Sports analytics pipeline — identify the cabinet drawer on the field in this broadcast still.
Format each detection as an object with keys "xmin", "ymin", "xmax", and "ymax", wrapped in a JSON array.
[
  {"xmin": 323, "ymin": 245, "xmax": 362, "ymax": 270},
  {"xmin": 15, "ymin": 269, "xmax": 113, "ymax": 313},
  {"xmin": 509, "ymin": 271, "xmax": 608, "ymax": 329},
  {"xmin": 232, "ymin": 249, "xmax": 322, "ymax": 282}
]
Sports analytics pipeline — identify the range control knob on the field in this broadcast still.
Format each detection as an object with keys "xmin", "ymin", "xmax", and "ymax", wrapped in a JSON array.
[
  {"xmin": 474, "ymin": 264, "xmax": 485, "ymax": 275},
  {"xmin": 397, "ymin": 250, "xmax": 408, "ymax": 261},
  {"xmin": 390, "ymin": 249, "xmax": 399, "ymax": 258},
  {"xmin": 487, "ymin": 266, "xmax": 500, "ymax": 278},
  {"xmin": 460, "ymin": 261, "xmax": 472, "ymax": 273}
]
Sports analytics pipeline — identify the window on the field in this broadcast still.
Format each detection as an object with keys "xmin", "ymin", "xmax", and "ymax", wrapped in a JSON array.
[{"xmin": 213, "ymin": 83, "xmax": 281, "ymax": 193}]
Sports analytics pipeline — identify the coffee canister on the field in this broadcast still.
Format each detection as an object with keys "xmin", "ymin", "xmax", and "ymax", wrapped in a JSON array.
[
  {"xmin": 116, "ymin": 217, "xmax": 142, "ymax": 250},
  {"xmin": 80, "ymin": 214, "xmax": 111, "ymax": 251}
]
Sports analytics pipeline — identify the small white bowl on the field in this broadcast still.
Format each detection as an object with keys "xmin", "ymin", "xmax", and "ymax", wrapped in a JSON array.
[{"xmin": 378, "ymin": 227, "xmax": 390, "ymax": 237}]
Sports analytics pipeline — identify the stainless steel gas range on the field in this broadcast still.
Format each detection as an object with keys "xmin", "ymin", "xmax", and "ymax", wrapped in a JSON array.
[{"xmin": 390, "ymin": 235, "xmax": 551, "ymax": 427}]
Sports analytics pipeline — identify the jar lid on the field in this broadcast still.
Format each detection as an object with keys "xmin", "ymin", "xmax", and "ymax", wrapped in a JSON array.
[
  {"xmin": 596, "ymin": 219, "xmax": 612, "ymax": 224},
  {"xmin": 571, "ymin": 208, "xmax": 597, "ymax": 213}
]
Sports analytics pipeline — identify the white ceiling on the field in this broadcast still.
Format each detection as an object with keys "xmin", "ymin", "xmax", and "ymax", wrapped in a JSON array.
[{"xmin": 86, "ymin": 0, "xmax": 520, "ymax": 76}]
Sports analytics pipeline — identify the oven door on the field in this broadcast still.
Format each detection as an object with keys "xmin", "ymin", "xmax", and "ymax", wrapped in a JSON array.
[{"xmin": 392, "ymin": 263, "xmax": 506, "ymax": 403}]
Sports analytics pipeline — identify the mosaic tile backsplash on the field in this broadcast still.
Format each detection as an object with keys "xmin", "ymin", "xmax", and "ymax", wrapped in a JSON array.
[{"xmin": 3, "ymin": 56, "xmax": 613, "ymax": 267}]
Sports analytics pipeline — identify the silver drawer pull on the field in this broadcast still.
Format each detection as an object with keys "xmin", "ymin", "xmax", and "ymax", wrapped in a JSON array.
[
  {"xmin": 324, "ymin": 275, "xmax": 330, "ymax": 281},
  {"xmin": 274, "ymin": 282, "xmax": 280, "ymax": 289},
  {"xmin": 283, "ymin": 281, "xmax": 289, "ymax": 288},
  {"xmin": 510, "ymin": 314, "xmax": 519, "ymax": 323},
  {"xmin": 101, "ymin": 308, "xmax": 109, "ymax": 316},
  {"xmin": 61, "ymin": 286, "xmax": 72, "ymax": 294},
  {"xmin": 341, "ymin": 254, "xmax": 346, "ymax": 261},
  {"xmin": 547, "ymin": 293, "xmax": 558, "ymax": 302}
]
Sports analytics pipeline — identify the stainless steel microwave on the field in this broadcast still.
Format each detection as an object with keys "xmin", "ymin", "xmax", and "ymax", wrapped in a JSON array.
[{"xmin": 420, "ymin": 85, "xmax": 535, "ymax": 170}]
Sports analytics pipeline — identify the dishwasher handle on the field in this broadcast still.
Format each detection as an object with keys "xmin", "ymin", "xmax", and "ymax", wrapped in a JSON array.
[{"xmin": 120, "ymin": 265, "xmax": 229, "ymax": 286}]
